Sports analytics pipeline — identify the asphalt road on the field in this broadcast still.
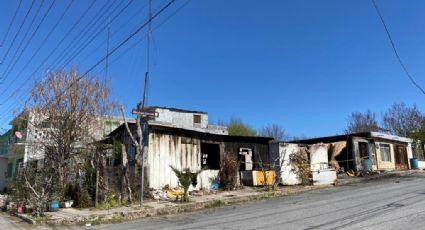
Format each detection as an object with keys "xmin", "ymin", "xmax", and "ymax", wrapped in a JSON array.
[
  {"xmin": 0, "ymin": 212, "xmax": 33, "ymax": 230},
  {"xmin": 95, "ymin": 173, "xmax": 425, "ymax": 230}
]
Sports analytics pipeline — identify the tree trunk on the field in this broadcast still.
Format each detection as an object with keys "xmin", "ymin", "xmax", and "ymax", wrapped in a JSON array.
[{"xmin": 121, "ymin": 144, "xmax": 132, "ymax": 204}]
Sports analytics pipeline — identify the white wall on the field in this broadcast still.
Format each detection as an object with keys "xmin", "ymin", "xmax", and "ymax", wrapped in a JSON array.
[
  {"xmin": 155, "ymin": 108, "xmax": 208, "ymax": 130},
  {"xmin": 271, "ymin": 143, "xmax": 302, "ymax": 185}
]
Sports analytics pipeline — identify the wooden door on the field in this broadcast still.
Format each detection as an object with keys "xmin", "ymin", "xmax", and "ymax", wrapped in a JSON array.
[{"xmin": 395, "ymin": 145, "xmax": 408, "ymax": 169}]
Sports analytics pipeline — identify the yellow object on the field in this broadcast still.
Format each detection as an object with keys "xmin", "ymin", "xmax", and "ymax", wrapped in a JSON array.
[
  {"xmin": 166, "ymin": 189, "xmax": 184, "ymax": 199},
  {"xmin": 255, "ymin": 170, "xmax": 275, "ymax": 186}
]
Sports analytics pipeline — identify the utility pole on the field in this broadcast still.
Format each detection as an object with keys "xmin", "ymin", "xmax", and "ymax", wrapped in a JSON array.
[{"xmin": 135, "ymin": 0, "xmax": 153, "ymax": 208}]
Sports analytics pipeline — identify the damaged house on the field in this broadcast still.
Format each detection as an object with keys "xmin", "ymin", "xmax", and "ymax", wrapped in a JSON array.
[
  {"xmin": 269, "ymin": 142, "xmax": 337, "ymax": 186},
  {"xmin": 105, "ymin": 106, "xmax": 273, "ymax": 190},
  {"xmin": 291, "ymin": 132, "xmax": 415, "ymax": 172}
]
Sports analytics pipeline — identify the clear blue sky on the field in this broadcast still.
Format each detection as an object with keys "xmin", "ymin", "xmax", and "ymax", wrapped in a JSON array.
[{"xmin": 0, "ymin": 0, "xmax": 424, "ymax": 138}]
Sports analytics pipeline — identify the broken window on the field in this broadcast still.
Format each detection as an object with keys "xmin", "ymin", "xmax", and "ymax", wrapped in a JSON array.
[
  {"xmin": 193, "ymin": 114, "xmax": 201, "ymax": 124},
  {"xmin": 380, "ymin": 144, "xmax": 391, "ymax": 162},
  {"xmin": 358, "ymin": 142, "xmax": 369, "ymax": 159},
  {"xmin": 201, "ymin": 143, "xmax": 220, "ymax": 169}
]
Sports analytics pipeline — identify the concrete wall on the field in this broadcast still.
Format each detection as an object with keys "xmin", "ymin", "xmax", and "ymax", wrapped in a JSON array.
[
  {"xmin": 154, "ymin": 108, "xmax": 208, "ymax": 130},
  {"xmin": 270, "ymin": 143, "xmax": 302, "ymax": 185},
  {"xmin": 151, "ymin": 108, "xmax": 228, "ymax": 135}
]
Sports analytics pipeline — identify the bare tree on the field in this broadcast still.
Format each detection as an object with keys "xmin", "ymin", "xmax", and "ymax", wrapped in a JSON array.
[
  {"xmin": 345, "ymin": 110, "xmax": 379, "ymax": 134},
  {"xmin": 382, "ymin": 102, "xmax": 424, "ymax": 137},
  {"xmin": 258, "ymin": 124, "xmax": 287, "ymax": 140},
  {"xmin": 25, "ymin": 69, "xmax": 113, "ymax": 206}
]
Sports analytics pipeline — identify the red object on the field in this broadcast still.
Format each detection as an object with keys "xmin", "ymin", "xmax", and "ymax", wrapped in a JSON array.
[{"xmin": 15, "ymin": 131, "xmax": 22, "ymax": 139}]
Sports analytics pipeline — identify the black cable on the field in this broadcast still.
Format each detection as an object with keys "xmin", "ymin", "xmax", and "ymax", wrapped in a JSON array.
[
  {"xmin": 59, "ymin": 0, "xmax": 134, "ymax": 69},
  {"xmin": 0, "ymin": 0, "xmax": 36, "ymax": 65},
  {"xmin": 80, "ymin": 0, "xmax": 176, "ymax": 79},
  {"xmin": 76, "ymin": 2, "xmax": 150, "ymax": 68},
  {"xmin": 2, "ymin": 0, "xmax": 56, "ymax": 82},
  {"xmin": 0, "ymin": 0, "xmax": 74, "ymax": 93},
  {"xmin": 0, "ymin": 0, "xmax": 23, "ymax": 47},
  {"xmin": 0, "ymin": 0, "xmax": 177, "ymax": 118},
  {"xmin": 1, "ymin": 0, "xmax": 50, "ymax": 81},
  {"xmin": 48, "ymin": 0, "xmax": 115, "ymax": 69},
  {"xmin": 0, "ymin": 0, "xmax": 96, "ymax": 98},
  {"xmin": 371, "ymin": 0, "xmax": 425, "ymax": 95},
  {"xmin": 92, "ymin": 0, "xmax": 191, "ymax": 77}
]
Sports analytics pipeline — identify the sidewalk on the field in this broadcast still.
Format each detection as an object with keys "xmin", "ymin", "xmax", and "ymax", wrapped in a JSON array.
[
  {"xmin": 20, "ymin": 185, "xmax": 327, "ymax": 226},
  {"xmin": 17, "ymin": 169, "xmax": 425, "ymax": 226},
  {"xmin": 337, "ymin": 169, "xmax": 423, "ymax": 185}
]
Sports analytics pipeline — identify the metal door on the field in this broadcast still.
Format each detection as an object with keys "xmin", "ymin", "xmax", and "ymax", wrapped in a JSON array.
[{"xmin": 395, "ymin": 145, "xmax": 408, "ymax": 169}]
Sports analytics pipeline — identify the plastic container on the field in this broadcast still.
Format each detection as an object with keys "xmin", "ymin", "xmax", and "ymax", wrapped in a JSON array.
[
  {"xmin": 50, "ymin": 200, "xmax": 59, "ymax": 212},
  {"xmin": 410, "ymin": 158, "xmax": 419, "ymax": 169}
]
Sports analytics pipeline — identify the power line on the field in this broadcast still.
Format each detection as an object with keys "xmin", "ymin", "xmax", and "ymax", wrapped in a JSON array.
[
  {"xmin": 0, "ymin": 0, "xmax": 23, "ymax": 47},
  {"xmin": 3, "ymin": 0, "xmax": 46, "ymax": 74},
  {"xmin": 0, "ymin": 0, "xmax": 74, "ymax": 101},
  {"xmin": 75, "ymin": 2, "xmax": 149, "ymax": 69},
  {"xmin": 0, "ymin": 0, "xmax": 96, "ymax": 99},
  {"xmin": 58, "ymin": 0, "xmax": 134, "ymax": 70},
  {"xmin": 0, "ymin": 0, "xmax": 36, "ymax": 65},
  {"xmin": 92, "ymin": 0, "xmax": 191, "ymax": 77},
  {"xmin": 0, "ymin": 0, "xmax": 178, "ymax": 120},
  {"xmin": 2, "ymin": 0, "xmax": 55, "ymax": 83},
  {"xmin": 48, "ymin": 0, "xmax": 115, "ymax": 69},
  {"xmin": 371, "ymin": 0, "xmax": 425, "ymax": 95},
  {"xmin": 80, "ymin": 0, "xmax": 176, "ymax": 79}
]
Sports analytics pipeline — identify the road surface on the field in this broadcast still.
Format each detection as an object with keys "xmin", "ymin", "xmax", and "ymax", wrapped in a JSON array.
[{"xmin": 96, "ymin": 173, "xmax": 425, "ymax": 230}]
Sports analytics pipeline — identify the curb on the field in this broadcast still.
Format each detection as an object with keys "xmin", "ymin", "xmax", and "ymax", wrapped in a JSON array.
[{"xmin": 15, "ymin": 213, "xmax": 34, "ymax": 224}]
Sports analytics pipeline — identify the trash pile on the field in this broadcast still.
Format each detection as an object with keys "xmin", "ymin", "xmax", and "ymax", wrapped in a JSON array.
[
  {"xmin": 152, "ymin": 185, "xmax": 185, "ymax": 201},
  {"xmin": 152, "ymin": 182, "xmax": 220, "ymax": 202}
]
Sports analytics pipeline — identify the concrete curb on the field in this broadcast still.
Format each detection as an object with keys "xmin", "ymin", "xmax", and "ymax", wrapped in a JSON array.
[{"xmin": 15, "ymin": 213, "xmax": 34, "ymax": 224}]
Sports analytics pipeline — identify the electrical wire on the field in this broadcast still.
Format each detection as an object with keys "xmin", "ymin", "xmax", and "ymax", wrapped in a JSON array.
[
  {"xmin": 0, "ymin": 0, "xmax": 96, "ymax": 98},
  {"xmin": 58, "ymin": 0, "xmax": 134, "ymax": 69},
  {"xmin": 0, "ymin": 0, "xmax": 180, "ymax": 124},
  {"xmin": 2, "ymin": 0, "xmax": 55, "ymax": 83},
  {"xmin": 0, "ymin": 0, "xmax": 23, "ymax": 47},
  {"xmin": 0, "ymin": 0, "xmax": 75, "ymax": 104},
  {"xmin": 0, "ymin": 0, "xmax": 36, "ymax": 65},
  {"xmin": 371, "ymin": 0, "xmax": 425, "ymax": 95},
  {"xmin": 47, "ymin": 0, "xmax": 115, "ymax": 69}
]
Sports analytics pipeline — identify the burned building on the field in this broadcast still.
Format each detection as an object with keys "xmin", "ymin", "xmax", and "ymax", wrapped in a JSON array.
[
  {"xmin": 290, "ymin": 132, "xmax": 414, "ymax": 172},
  {"xmin": 105, "ymin": 106, "xmax": 272, "ymax": 190}
]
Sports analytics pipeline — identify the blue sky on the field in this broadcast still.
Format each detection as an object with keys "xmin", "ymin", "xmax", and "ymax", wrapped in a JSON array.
[{"xmin": 0, "ymin": 0, "xmax": 424, "ymax": 138}]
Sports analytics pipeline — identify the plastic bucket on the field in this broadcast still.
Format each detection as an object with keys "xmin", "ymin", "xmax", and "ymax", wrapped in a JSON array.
[
  {"xmin": 410, "ymin": 158, "xmax": 419, "ymax": 169},
  {"xmin": 50, "ymin": 201, "xmax": 59, "ymax": 212}
]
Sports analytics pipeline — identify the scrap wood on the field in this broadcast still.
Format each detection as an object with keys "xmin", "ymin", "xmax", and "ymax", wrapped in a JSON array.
[{"xmin": 346, "ymin": 170, "xmax": 355, "ymax": 177}]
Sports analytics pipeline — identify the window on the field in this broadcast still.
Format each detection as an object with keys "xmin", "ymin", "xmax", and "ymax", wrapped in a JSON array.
[
  {"xmin": 359, "ymin": 142, "xmax": 369, "ymax": 159},
  {"xmin": 193, "ymin": 114, "xmax": 201, "ymax": 124},
  {"xmin": 380, "ymin": 144, "xmax": 391, "ymax": 162},
  {"xmin": 200, "ymin": 143, "xmax": 220, "ymax": 169}
]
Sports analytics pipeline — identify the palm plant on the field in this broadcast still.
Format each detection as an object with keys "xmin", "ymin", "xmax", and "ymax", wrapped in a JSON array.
[{"xmin": 170, "ymin": 166, "xmax": 201, "ymax": 202}]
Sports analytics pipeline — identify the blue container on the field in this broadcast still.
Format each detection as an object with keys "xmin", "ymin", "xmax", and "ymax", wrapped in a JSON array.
[
  {"xmin": 410, "ymin": 158, "xmax": 419, "ymax": 169},
  {"xmin": 362, "ymin": 159, "xmax": 373, "ymax": 171},
  {"xmin": 50, "ymin": 201, "xmax": 59, "ymax": 212}
]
